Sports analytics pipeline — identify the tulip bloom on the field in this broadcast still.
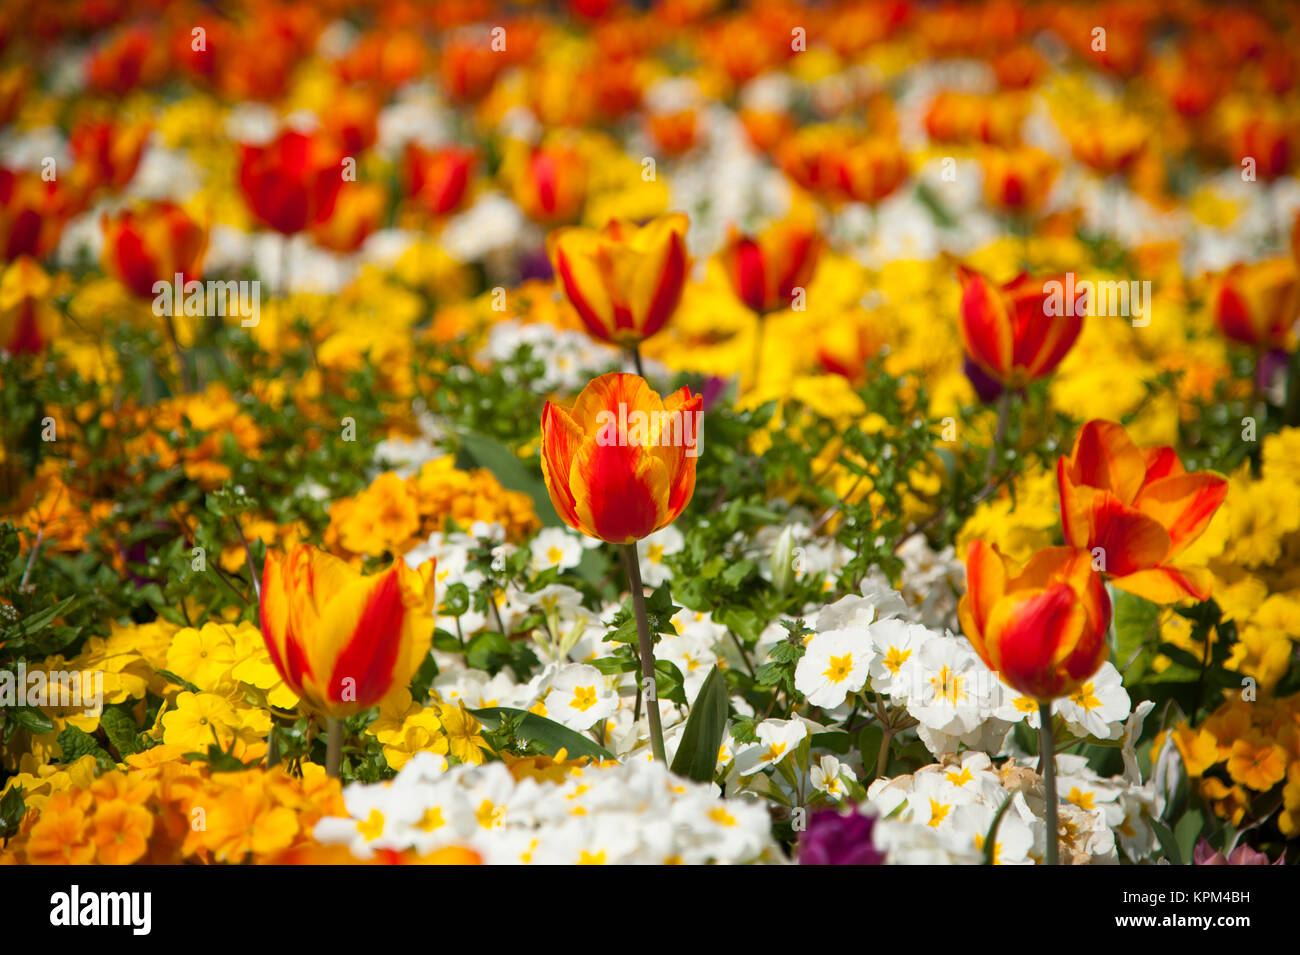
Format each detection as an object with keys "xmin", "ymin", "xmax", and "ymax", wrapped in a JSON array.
[
  {"xmin": 0, "ymin": 167, "xmax": 77, "ymax": 262},
  {"xmin": 238, "ymin": 129, "xmax": 345, "ymax": 235},
  {"xmin": 1213, "ymin": 259, "xmax": 1299, "ymax": 351},
  {"xmin": 1057, "ymin": 420, "xmax": 1228, "ymax": 604},
  {"xmin": 259, "ymin": 546, "xmax": 435, "ymax": 720},
  {"xmin": 834, "ymin": 138, "xmax": 909, "ymax": 206},
  {"xmin": 101, "ymin": 202, "xmax": 208, "ymax": 300},
  {"xmin": 404, "ymin": 144, "xmax": 474, "ymax": 218},
  {"xmin": 719, "ymin": 220, "xmax": 822, "ymax": 316},
  {"xmin": 957, "ymin": 264, "xmax": 1084, "ymax": 389},
  {"xmin": 504, "ymin": 141, "xmax": 588, "ymax": 226},
  {"xmin": 959, "ymin": 542, "xmax": 1112, "ymax": 701},
  {"xmin": 541, "ymin": 373, "xmax": 702, "ymax": 544},
  {"xmin": 309, "ymin": 181, "xmax": 385, "ymax": 254},
  {"xmin": 547, "ymin": 213, "xmax": 689, "ymax": 347},
  {"xmin": 69, "ymin": 118, "xmax": 150, "ymax": 193},
  {"xmin": 981, "ymin": 147, "xmax": 1058, "ymax": 216},
  {"xmin": 0, "ymin": 256, "xmax": 59, "ymax": 354}
]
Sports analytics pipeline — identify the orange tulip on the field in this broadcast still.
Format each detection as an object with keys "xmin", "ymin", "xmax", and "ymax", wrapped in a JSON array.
[
  {"xmin": 547, "ymin": 213, "xmax": 689, "ymax": 347},
  {"xmin": 834, "ymin": 138, "xmax": 910, "ymax": 206},
  {"xmin": 1231, "ymin": 115, "xmax": 1293, "ymax": 182},
  {"xmin": 101, "ymin": 202, "xmax": 208, "ymax": 300},
  {"xmin": 259, "ymin": 546, "xmax": 435, "ymax": 719},
  {"xmin": 719, "ymin": 220, "xmax": 822, "ymax": 316},
  {"xmin": 959, "ymin": 542, "xmax": 1112, "ymax": 701},
  {"xmin": 647, "ymin": 109, "xmax": 699, "ymax": 156},
  {"xmin": 1057, "ymin": 419, "xmax": 1228, "ymax": 604},
  {"xmin": 981, "ymin": 147, "xmax": 1058, "ymax": 215},
  {"xmin": 69, "ymin": 118, "xmax": 150, "ymax": 193},
  {"xmin": 238, "ymin": 129, "xmax": 345, "ymax": 236},
  {"xmin": 1064, "ymin": 117, "xmax": 1147, "ymax": 179},
  {"xmin": 1, "ymin": 256, "xmax": 59, "ymax": 355},
  {"xmin": 504, "ymin": 141, "xmax": 587, "ymax": 226},
  {"xmin": 1213, "ymin": 259, "xmax": 1299, "ymax": 351},
  {"xmin": 541, "ymin": 373, "xmax": 702, "ymax": 544},
  {"xmin": 957, "ymin": 264, "xmax": 1084, "ymax": 388},
  {"xmin": 404, "ymin": 144, "xmax": 474, "ymax": 218}
]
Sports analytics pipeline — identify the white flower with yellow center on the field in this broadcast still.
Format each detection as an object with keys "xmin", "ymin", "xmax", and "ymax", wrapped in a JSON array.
[
  {"xmin": 898, "ymin": 636, "xmax": 990, "ymax": 735},
  {"xmin": 528, "ymin": 527, "xmax": 584, "ymax": 572},
  {"xmin": 637, "ymin": 524, "xmax": 685, "ymax": 587},
  {"xmin": 734, "ymin": 719, "xmax": 811, "ymax": 777},
  {"xmin": 1053, "ymin": 662, "xmax": 1130, "ymax": 740},
  {"xmin": 810, "ymin": 754, "xmax": 855, "ymax": 801},
  {"xmin": 794, "ymin": 628, "xmax": 875, "ymax": 708},
  {"xmin": 867, "ymin": 618, "xmax": 936, "ymax": 696},
  {"xmin": 533, "ymin": 662, "xmax": 618, "ymax": 731}
]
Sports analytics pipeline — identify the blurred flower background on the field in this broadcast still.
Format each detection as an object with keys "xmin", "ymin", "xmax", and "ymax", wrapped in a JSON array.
[{"xmin": 1, "ymin": 0, "xmax": 1299, "ymax": 867}]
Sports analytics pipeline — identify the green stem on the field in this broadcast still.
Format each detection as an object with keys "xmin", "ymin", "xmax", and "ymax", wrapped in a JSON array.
[
  {"xmin": 1039, "ymin": 701, "xmax": 1058, "ymax": 866},
  {"xmin": 326, "ymin": 717, "xmax": 343, "ymax": 778},
  {"xmin": 985, "ymin": 388, "xmax": 1011, "ymax": 476},
  {"xmin": 623, "ymin": 543, "xmax": 665, "ymax": 762},
  {"xmin": 751, "ymin": 312, "xmax": 766, "ymax": 391},
  {"xmin": 630, "ymin": 344, "xmax": 646, "ymax": 379}
]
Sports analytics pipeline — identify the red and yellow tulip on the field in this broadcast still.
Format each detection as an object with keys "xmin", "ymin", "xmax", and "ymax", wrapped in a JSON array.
[
  {"xmin": 981, "ymin": 146, "xmax": 1059, "ymax": 216},
  {"xmin": 101, "ymin": 201, "xmax": 208, "ymax": 300},
  {"xmin": 1213, "ymin": 259, "xmax": 1299, "ymax": 351},
  {"xmin": 957, "ymin": 264, "xmax": 1084, "ymax": 388},
  {"xmin": 69, "ymin": 117, "xmax": 150, "ymax": 193},
  {"xmin": 503, "ymin": 140, "xmax": 588, "ymax": 226},
  {"xmin": 259, "ymin": 546, "xmax": 435, "ymax": 720},
  {"xmin": 238, "ymin": 129, "xmax": 345, "ymax": 235},
  {"xmin": 0, "ymin": 167, "xmax": 78, "ymax": 263},
  {"xmin": 541, "ymin": 372, "xmax": 702, "ymax": 544},
  {"xmin": 1057, "ymin": 419, "xmax": 1228, "ymax": 604},
  {"xmin": 1, "ymin": 256, "xmax": 59, "ymax": 355},
  {"xmin": 547, "ymin": 213, "xmax": 689, "ymax": 347},
  {"xmin": 404, "ymin": 143, "xmax": 474, "ymax": 219},
  {"xmin": 719, "ymin": 219, "xmax": 822, "ymax": 316},
  {"xmin": 959, "ymin": 542, "xmax": 1112, "ymax": 701}
]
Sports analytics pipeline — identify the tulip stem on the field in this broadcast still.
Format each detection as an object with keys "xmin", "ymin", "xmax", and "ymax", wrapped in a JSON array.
[
  {"xmin": 630, "ymin": 344, "xmax": 646, "ymax": 379},
  {"xmin": 622, "ymin": 543, "xmax": 666, "ymax": 762},
  {"xmin": 751, "ymin": 314, "xmax": 766, "ymax": 393},
  {"xmin": 985, "ymin": 389, "xmax": 1011, "ymax": 476},
  {"xmin": 1038, "ymin": 701, "xmax": 1059, "ymax": 865},
  {"xmin": 326, "ymin": 717, "xmax": 343, "ymax": 778}
]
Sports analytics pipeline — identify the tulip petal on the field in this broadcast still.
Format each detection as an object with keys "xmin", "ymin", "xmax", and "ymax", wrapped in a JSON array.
[
  {"xmin": 1134, "ymin": 471, "xmax": 1228, "ymax": 559},
  {"xmin": 571, "ymin": 437, "xmax": 669, "ymax": 543},
  {"xmin": 1088, "ymin": 491, "xmax": 1172, "ymax": 576},
  {"xmin": 958, "ymin": 266, "xmax": 1013, "ymax": 380},
  {"xmin": 323, "ymin": 568, "xmax": 408, "ymax": 707},
  {"xmin": 984, "ymin": 585, "xmax": 1086, "ymax": 700},
  {"xmin": 1112, "ymin": 566, "xmax": 1213, "ymax": 604},
  {"xmin": 541, "ymin": 401, "xmax": 586, "ymax": 531},
  {"xmin": 1068, "ymin": 419, "xmax": 1146, "ymax": 503}
]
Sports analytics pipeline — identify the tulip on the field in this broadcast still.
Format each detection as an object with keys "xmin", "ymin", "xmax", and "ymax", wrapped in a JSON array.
[
  {"xmin": 403, "ymin": 144, "xmax": 474, "ymax": 218},
  {"xmin": 238, "ymin": 129, "xmax": 345, "ymax": 236},
  {"xmin": 69, "ymin": 118, "xmax": 150, "ymax": 193},
  {"xmin": 959, "ymin": 540, "xmax": 1112, "ymax": 864},
  {"xmin": 1213, "ymin": 259, "xmax": 1298, "ymax": 352},
  {"xmin": 259, "ymin": 545, "xmax": 435, "ymax": 774},
  {"xmin": 308, "ymin": 181, "xmax": 385, "ymax": 254},
  {"xmin": 85, "ymin": 24, "xmax": 167, "ymax": 96},
  {"xmin": 647, "ymin": 109, "xmax": 699, "ymax": 156},
  {"xmin": 1231, "ymin": 116, "xmax": 1293, "ymax": 182},
  {"xmin": 321, "ymin": 87, "xmax": 380, "ymax": 156},
  {"xmin": 956, "ymin": 264, "xmax": 1084, "ymax": 390},
  {"xmin": 719, "ymin": 220, "xmax": 822, "ymax": 317},
  {"xmin": 981, "ymin": 147, "xmax": 1058, "ymax": 216},
  {"xmin": 1057, "ymin": 419, "xmax": 1228, "ymax": 604},
  {"xmin": 101, "ymin": 201, "xmax": 208, "ymax": 300},
  {"xmin": 547, "ymin": 212, "xmax": 689, "ymax": 357},
  {"xmin": 504, "ymin": 140, "xmax": 588, "ymax": 226},
  {"xmin": 834, "ymin": 138, "xmax": 910, "ymax": 207},
  {"xmin": 541, "ymin": 372, "xmax": 702, "ymax": 761},
  {"xmin": 438, "ymin": 38, "xmax": 505, "ymax": 104},
  {"xmin": 960, "ymin": 542, "xmax": 1112, "ymax": 702},
  {"xmin": 0, "ymin": 167, "xmax": 77, "ymax": 262},
  {"xmin": 0, "ymin": 256, "xmax": 59, "ymax": 355},
  {"xmin": 1065, "ymin": 116, "xmax": 1147, "ymax": 179},
  {"xmin": 541, "ymin": 372, "xmax": 701, "ymax": 545}
]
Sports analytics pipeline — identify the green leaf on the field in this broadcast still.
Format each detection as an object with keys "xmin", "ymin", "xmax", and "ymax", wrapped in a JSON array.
[
  {"xmin": 982, "ymin": 793, "xmax": 1016, "ymax": 865},
  {"xmin": 458, "ymin": 432, "xmax": 560, "ymax": 526},
  {"xmin": 1150, "ymin": 817, "xmax": 1184, "ymax": 866},
  {"xmin": 470, "ymin": 707, "xmax": 613, "ymax": 760},
  {"xmin": 0, "ymin": 784, "xmax": 25, "ymax": 838},
  {"xmin": 99, "ymin": 706, "xmax": 143, "ymax": 757},
  {"xmin": 1175, "ymin": 809, "xmax": 1204, "ymax": 864},
  {"xmin": 9, "ymin": 706, "xmax": 55, "ymax": 735},
  {"xmin": 1114, "ymin": 591, "xmax": 1160, "ymax": 683},
  {"xmin": 156, "ymin": 669, "xmax": 201, "ymax": 693},
  {"xmin": 56, "ymin": 726, "xmax": 114, "ymax": 769},
  {"xmin": 669, "ymin": 666, "xmax": 730, "ymax": 783},
  {"xmin": 5, "ymin": 595, "xmax": 78, "ymax": 636}
]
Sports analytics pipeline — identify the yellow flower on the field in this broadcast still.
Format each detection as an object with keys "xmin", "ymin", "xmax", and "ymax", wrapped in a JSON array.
[
  {"xmin": 1225, "ymin": 733, "xmax": 1288, "ymax": 791},
  {"xmin": 381, "ymin": 707, "xmax": 450, "ymax": 772},
  {"xmin": 165, "ymin": 623, "xmax": 238, "ymax": 692},
  {"xmin": 161, "ymin": 691, "xmax": 240, "ymax": 750},
  {"xmin": 437, "ymin": 701, "xmax": 489, "ymax": 766}
]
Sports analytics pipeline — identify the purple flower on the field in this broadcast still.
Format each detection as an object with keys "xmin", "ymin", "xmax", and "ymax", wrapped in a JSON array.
[
  {"xmin": 963, "ymin": 355, "xmax": 1005, "ymax": 404},
  {"xmin": 797, "ymin": 806, "xmax": 885, "ymax": 865},
  {"xmin": 1193, "ymin": 838, "xmax": 1285, "ymax": 865}
]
